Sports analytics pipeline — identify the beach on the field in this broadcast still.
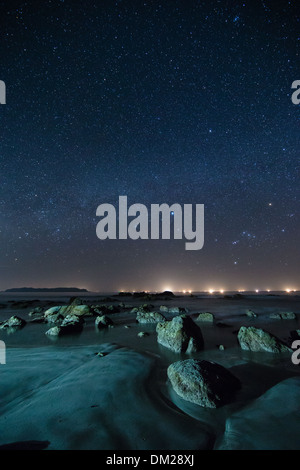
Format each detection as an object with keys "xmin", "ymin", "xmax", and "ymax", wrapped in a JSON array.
[{"xmin": 0, "ymin": 292, "xmax": 299, "ymax": 450}]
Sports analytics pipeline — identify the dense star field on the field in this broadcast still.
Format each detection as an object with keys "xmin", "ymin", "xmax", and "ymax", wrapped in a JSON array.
[{"xmin": 0, "ymin": 0, "xmax": 299, "ymax": 291}]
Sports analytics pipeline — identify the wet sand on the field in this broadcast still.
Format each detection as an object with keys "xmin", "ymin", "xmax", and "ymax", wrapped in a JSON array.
[{"xmin": 0, "ymin": 293, "xmax": 299, "ymax": 450}]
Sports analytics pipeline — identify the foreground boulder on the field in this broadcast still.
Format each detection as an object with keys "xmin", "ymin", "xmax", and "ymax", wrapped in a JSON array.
[
  {"xmin": 95, "ymin": 315, "xmax": 114, "ymax": 329},
  {"xmin": 197, "ymin": 312, "xmax": 214, "ymax": 322},
  {"xmin": 156, "ymin": 315, "xmax": 203, "ymax": 353},
  {"xmin": 237, "ymin": 326, "xmax": 291, "ymax": 353},
  {"xmin": 136, "ymin": 311, "xmax": 166, "ymax": 324},
  {"xmin": 167, "ymin": 359, "xmax": 240, "ymax": 408},
  {"xmin": 0, "ymin": 316, "xmax": 26, "ymax": 329}
]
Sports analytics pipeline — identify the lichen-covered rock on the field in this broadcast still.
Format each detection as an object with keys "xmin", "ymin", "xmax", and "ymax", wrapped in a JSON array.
[
  {"xmin": 136, "ymin": 311, "xmax": 166, "ymax": 324},
  {"xmin": 0, "ymin": 316, "xmax": 26, "ymax": 329},
  {"xmin": 270, "ymin": 312, "xmax": 296, "ymax": 320},
  {"xmin": 60, "ymin": 304, "xmax": 93, "ymax": 317},
  {"xmin": 237, "ymin": 326, "xmax": 291, "ymax": 353},
  {"xmin": 156, "ymin": 315, "xmax": 203, "ymax": 353},
  {"xmin": 44, "ymin": 303, "xmax": 93, "ymax": 318},
  {"xmin": 197, "ymin": 312, "xmax": 214, "ymax": 322},
  {"xmin": 167, "ymin": 359, "xmax": 240, "ymax": 408},
  {"xmin": 95, "ymin": 315, "xmax": 114, "ymax": 329}
]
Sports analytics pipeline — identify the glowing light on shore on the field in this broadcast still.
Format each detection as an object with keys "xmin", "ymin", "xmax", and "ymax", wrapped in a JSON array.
[
  {"xmin": 209, "ymin": 289, "xmax": 214, "ymax": 294},
  {"xmin": 286, "ymin": 289, "xmax": 291, "ymax": 293},
  {"xmin": 188, "ymin": 290, "xmax": 192, "ymax": 294},
  {"xmin": 255, "ymin": 289, "xmax": 259, "ymax": 293},
  {"xmin": 220, "ymin": 289, "xmax": 224, "ymax": 294}
]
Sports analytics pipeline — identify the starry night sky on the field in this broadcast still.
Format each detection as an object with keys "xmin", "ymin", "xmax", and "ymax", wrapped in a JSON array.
[{"xmin": 0, "ymin": 0, "xmax": 299, "ymax": 292}]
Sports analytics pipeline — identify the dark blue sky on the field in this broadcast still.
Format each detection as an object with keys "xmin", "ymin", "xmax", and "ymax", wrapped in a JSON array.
[{"xmin": 0, "ymin": 0, "xmax": 299, "ymax": 292}]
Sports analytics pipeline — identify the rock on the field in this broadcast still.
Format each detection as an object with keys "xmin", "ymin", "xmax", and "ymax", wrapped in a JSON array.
[
  {"xmin": 95, "ymin": 315, "xmax": 114, "ymax": 329},
  {"xmin": 197, "ymin": 312, "xmax": 214, "ymax": 322},
  {"xmin": 60, "ymin": 304, "xmax": 93, "ymax": 317},
  {"xmin": 95, "ymin": 351, "xmax": 108, "ymax": 357},
  {"xmin": 46, "ymin": 315, "xmax": 84, "ymax": 336},
  {"xmin": 28, "ymin": 316, "xmax": 45, "ymax": 324},
  {"xmin": 44, "ymin": 306, "xmax": 63, "ymax": 317},
  {"xmin": 269, "ymin": 313, "xmax": 281, "ymax": 319},
  {"xmin": 28, "ymin": 307, "xmax": 43, "ymax": 316},
  {"xmin": 281, "ymin": 312, "xmax": 296, "ymax": 320},
  {"xmin": 44, "ymin": 300, "xmax": 93, "ymax": 318},
  {"xmin": 136, "ymin": 311, "xmax": 166, "ymax": 324},
  {"xmin": 137, "ymin": 332, "xmax": 149, "ymax": 337},
  {"xmin": 159, "ymin": 306, "xmax": 188, "ymax": 314},
  {"xmin": 219, "ymin": 344, "xmax": 225, "ymax": 351},
  {"xmin": 45, "ymin": 326, "xmax": 62, "ymax": 337},
  {"xmin": 0, "ymin": 316, "xmax": 26, "ymax": 329},
  {"xmin": 167, "ymin": 359, "xmax": 240, "ymax": 408},
  {"xmin": 237, "ymin": 326, "xmax": 291, "ymax": 353},
  {"xmin": 245, "ymin": 309, "xmax": 257, "ymax": 318},
  {"xmin": 46, "ymin": 312, "xmax": 64, "ymax": 323},
  {"xmin": 216, "ymin": 378, "xmax": 300, "ymax": 449},
  {"xmin": 270, "ymin": 311, "xmax": 296, "ymax": 320},
  {"xmin": 159, "ymin": 305, "xmax": 169, "ymax": 313},
  {"xmin": 156, "ymin": 315, "xmax": 204, "ymax": 353}
]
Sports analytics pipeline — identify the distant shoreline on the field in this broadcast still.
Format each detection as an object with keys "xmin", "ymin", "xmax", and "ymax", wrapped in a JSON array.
[{"xmin": 4, "ymin": 287, "xmax": 89, "ymax": 293}]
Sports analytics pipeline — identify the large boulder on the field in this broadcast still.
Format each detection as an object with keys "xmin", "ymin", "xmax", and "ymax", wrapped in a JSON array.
[
  {"xmin": 156, "ymin": 315, "xmax": 204, "ymax": 353},
  {"xmin": 167, "ymin": 359, "xmax": 240, "ymax": 408},
  {"xmin": 60, "ymin": 304, "xmax": 93, "ymax": 317},
  {"xmin": 44, "ymin": 303, "xmax": 93, "ymax": 318},
  {"xmin": 237, "ymin": 326, "xmax": 291, "ymax": 353},
  {"xmin": 136, "ymin": 311, "xmax": 166, "ymax": 324},
  {"xmin": 0, "ymin": 316, "xmax": 26, "ymax": 329}
]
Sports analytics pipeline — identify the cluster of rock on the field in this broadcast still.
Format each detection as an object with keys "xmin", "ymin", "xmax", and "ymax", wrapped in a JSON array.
[
  {"xmin": 156, "ymin": 315, "xmax": 203, "ymax": 353},
  {"xmin": 269, "ymin": 311, "xmax": 296, "ymax": 320}
]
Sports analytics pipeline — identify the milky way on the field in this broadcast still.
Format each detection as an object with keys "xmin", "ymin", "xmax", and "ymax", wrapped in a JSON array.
[{"xmin": 0, "ymin": 0, "xmax": 299, "ymax": 292}]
